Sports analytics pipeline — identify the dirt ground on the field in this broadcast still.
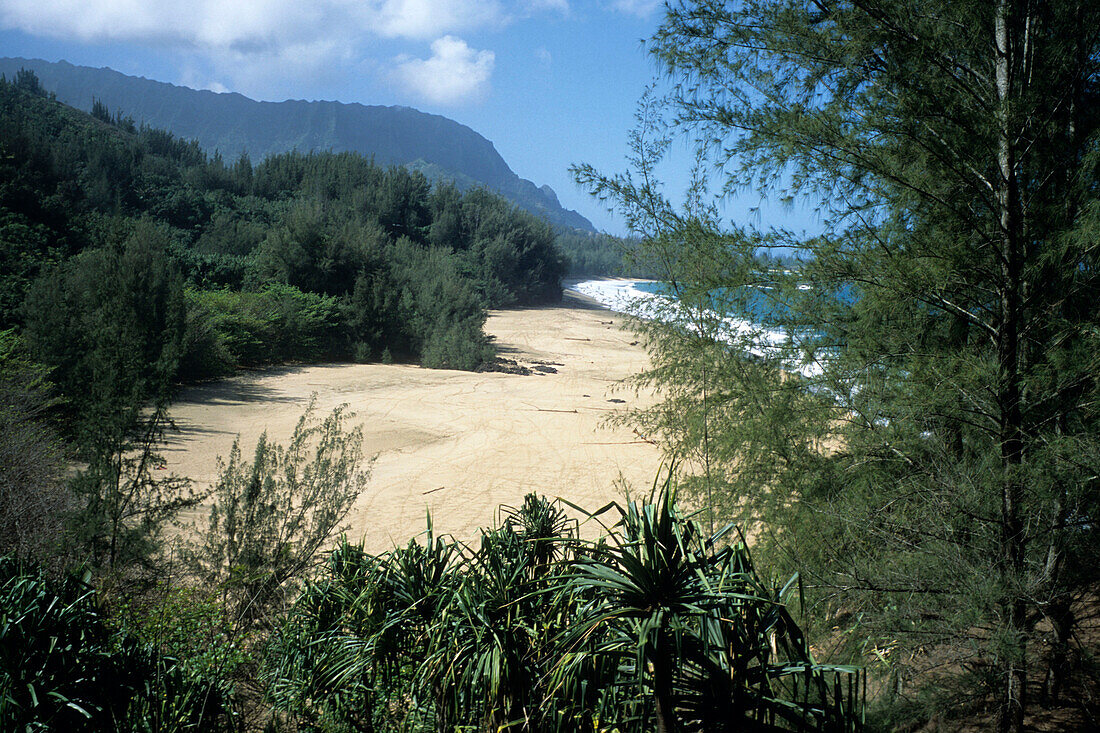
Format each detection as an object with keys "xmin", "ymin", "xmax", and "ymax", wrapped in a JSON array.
[{"xmin": 163, "ymin": 288, "xmax": 664, "ymax": 552}]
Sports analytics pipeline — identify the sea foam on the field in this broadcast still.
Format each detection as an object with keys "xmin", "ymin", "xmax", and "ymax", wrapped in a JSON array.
[{"xmin": 567, "ymin": 278, "xmax": 823, "ymax": 379}]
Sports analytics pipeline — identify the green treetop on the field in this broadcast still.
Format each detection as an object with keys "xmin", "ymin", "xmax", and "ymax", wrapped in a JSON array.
[{"xmin": 577, "ymin": 2, "xmax": 1100, "ymax": 730}]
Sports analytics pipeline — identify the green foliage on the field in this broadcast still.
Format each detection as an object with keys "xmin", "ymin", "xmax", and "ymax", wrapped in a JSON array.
[
  {"xmin": 19, "ymin": 223, "xmax": 201, "ymax": 571},
  {"xmin": 2, "ymin": 74, "xmax": 568, "ymax": 378},
  {"xmin": 0, "ymin": 556, "xmax": 233, "ymax": 732},
  {"xmin": 12, "ymin": 68, "xmax": 45, "ymax": 97},
  {"xmin": 555, "ymin": 230, "xmax": 655, "ymax": 277},
  {"xmin": 555, "ymin": 485, "xmax": 859, "ymax": 733},
  {"xmin": 266, "ymin": 491, "xmax": 862, "ymax": 731},
  {"xmin": 114, "ymin": 584, "xmax": 247, "ymax": 692},
  {"xmin": 0, "ymin": 210, "xmax": 64, "ymax": 329},
  {"xmin": 0, "ymin": 329, "xmax": 71, "ymax": 565},
  {"xmin": 67, "ymin": 407, "xmax": 206, "ymax": 573},
  {"xmin": 181, "ymin": 285, "xmax": 342, "ymax": 379},
  {"xmin": 392, "ymin": 242, "xmax": 494, "ymax": 370},
  {"xmin": 190, "ymin": 399, "xmax": 371, "ymax": 627},
  {"xmin": 22, "ymin": 221, "xmax": 186, "ymax": 427},
  {"xmin": 248, "ymin": 200, "xmax": 385, "ymax": 297},
  {"xmin": 578, "ymin": 1, "xmax": 1100, "ymax": 728},
  {"xmin": 438, "ymin": 186, "xmax": 565, "ymax": 305},
  {"xmin": 90, "ymin": 97, "xmax": 111, "ymax": 123}
]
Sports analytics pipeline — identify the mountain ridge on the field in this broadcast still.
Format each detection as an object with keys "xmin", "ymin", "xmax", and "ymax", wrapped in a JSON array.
[{"xmin": 0, "ymin": 57, "xmax": 595, "ymax": 232}]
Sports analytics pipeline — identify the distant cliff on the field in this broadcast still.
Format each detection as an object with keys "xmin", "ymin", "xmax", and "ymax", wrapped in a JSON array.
[{"xmin": 0, "ymin": 57, "xmax": 595, "ymax": 232}]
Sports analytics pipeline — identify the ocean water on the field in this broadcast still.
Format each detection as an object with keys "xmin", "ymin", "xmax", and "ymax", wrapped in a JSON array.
[
  {"xmin": 629, "ymin": 280, "xmax": 793, "ymax": 327},
  {"xmin": 570, "ymin": 279, "xmax": 666, "ymax": 316},
  {"xmin": 569, "ymin": 278, "xmax": 823, "ymax": 378}
]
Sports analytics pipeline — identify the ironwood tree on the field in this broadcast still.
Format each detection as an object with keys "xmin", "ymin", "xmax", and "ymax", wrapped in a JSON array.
[{"xmin": 576, "ymin": 2, "xmax": 1100, "ymax": 730}]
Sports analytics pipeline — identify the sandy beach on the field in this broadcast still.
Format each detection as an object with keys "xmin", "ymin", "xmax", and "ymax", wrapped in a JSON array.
[{"xmin": 163, "ymin": 285, "xmax": 663, "ymax": 552}]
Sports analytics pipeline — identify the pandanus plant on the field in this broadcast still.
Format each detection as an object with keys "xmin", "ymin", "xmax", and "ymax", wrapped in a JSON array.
[
  {"xmin": 266, "ymin": 519, "xmax": 460, "ymax": 731},
  {"xmin": 419, "ymin": 495, "xmax": 580, "ymax": 730},
  {"xmin": 0, "ymin": 557, "xmax": 233, "ymax": 732},
  {"xmin": 266, "ymin": 491, "xmax": 862, "ymax": 731},
  {"xmin": 550, "ymin": 484, "xmax": 863, "ymax": 732}
]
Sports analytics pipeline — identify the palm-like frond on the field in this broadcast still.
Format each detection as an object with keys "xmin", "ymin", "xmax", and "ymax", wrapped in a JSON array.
[
  {"xmin": 266, "ymin": 491, "xmax": 863, "ymax": 732},
  {"xmin": 551, "ymin": 483, "xmax": 863, "ymax": 732}
]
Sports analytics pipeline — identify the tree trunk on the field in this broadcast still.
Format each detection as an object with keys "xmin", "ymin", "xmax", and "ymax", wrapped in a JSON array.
[
  {"xmin": 1043, "ymin": 600, "xmax": 1075, "ymax": 704},
  {"xmin": 653, "ymin": 633, "xmax": 680, "ymax": 733},
  {"xmin": 994, "ymin": 2, "xmax": 1027, "ymax": 731}
]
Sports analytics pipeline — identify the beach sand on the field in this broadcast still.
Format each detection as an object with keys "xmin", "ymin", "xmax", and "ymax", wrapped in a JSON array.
[{"xmin": 163, "ymin": 288, "xmax": 663, "ymax": 552}]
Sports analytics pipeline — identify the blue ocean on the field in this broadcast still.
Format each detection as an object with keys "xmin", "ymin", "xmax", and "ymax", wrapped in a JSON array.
[{"xmin": 630, "ymin": 280, "xmax": 802, "ymax": 328}]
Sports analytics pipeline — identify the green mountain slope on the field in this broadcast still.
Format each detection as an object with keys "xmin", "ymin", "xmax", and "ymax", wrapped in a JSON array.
[
  {"xmin": 0, "ymin": 57, "xmax": 595, "ymax": 233},
  {"xmin": 1, "ymin": 71, "xmax": 566, "ymax": 378}
]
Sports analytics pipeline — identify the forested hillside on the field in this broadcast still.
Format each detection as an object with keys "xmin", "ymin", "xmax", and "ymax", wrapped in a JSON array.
[
  {"xmin": 0, "ymin": 57, "xmax": 597, "ymax": 232},
  {"xmin": 0, "ymin": 69, "xmax": 566, "ymax": 384}
]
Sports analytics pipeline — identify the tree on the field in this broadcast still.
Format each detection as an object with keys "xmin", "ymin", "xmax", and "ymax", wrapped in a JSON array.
[
  {"xmin": 0, "ymin": 329, "xmax": 72, "ymax": 566},
  {"xmin": 191, "ymin": 398, "xmax": 371, "ymax": 627},
  {"xmin": 67, "ymin": 407, "xmax": 203, "ymax": 574},
  {"xmin": 577, "ymin": 2, "xmax": 1100, "ymax": 730},
  {"xmin": 23, "ymin": 222, "xmax": 201, "ymax": 573},
  {"xmin": 13, "ymin": 68, "xmax": 44, "ymax": 97},
  {"xmin": 2, "ymin": 82, "xmax": 568, "ymax": 378},
  {"xmin": 23, "ymin": 220, "xmax": 186, "ymax": 430}
]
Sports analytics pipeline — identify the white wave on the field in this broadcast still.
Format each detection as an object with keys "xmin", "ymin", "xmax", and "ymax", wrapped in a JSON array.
[
  {"xmin": 570, "ymin": 278, "xmax": 663, "ymax": 316},
  {"xmin": 567, "ymin": 279, "xmax": 823, "ymax": 379}
]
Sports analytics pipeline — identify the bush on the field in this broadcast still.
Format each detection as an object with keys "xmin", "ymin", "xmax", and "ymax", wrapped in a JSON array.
[
  {"xmin": 181, "ymin": 284, "xmax": 342, "ymax": 379},
  {"xmin": 0, "ymin": 330, "xmax": 72, "ymax": 565},
  {"xmin": 0, "ymin": 557, "xmax": 234, "ymax": 731},
  {"xmin": 390, "ymin": 241, "xmax": 491, "ymax": 369},
  {"xmin": 420, "ymin": 320, "xmax": 492, "ymax": 371},
  {"xmin": 266, "ymin": 490, "xmax": 864, "ymax": 732},
  {"xmin": 189, "ymin": 399, "xmax": 371, "ymax": 627}
]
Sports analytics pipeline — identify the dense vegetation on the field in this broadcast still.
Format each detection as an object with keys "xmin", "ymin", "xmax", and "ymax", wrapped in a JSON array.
[
  {"xmin": 0, "ymin": 66, "xmax": 806, "ymax": 732},
  {"xmin": 1, "ymin": 483, "xmax": 864, "ymax": 731},
  {"xmin": 268, "ymin": 491, "xmax": 861, "ymax": 732},
  {"xmin": 577, "ymin": 1, "xmax": 1100, "ymax": 731},
  {"xmin": 5, "ymin": 289, "xmax": 863, "ymax": 731},
  {"xmin": 38, "ymin": 0, "xmax": 1100, "ymax": 721},
  {"xmin": 554, "ymin": 230, "xmax": 657, "ymax": 278},
  {"xmin": 0, "ymin": 69, "xmax": 566, "ymax": 381},
  {"xmin": 0, "ymin": 56, "xmax": 597, "ymax": 233},
  {"xmin": 4, "ymin": 0, "xmax": 1099, "ymax": 724},
  {"xmin": 0, "ymin": 556, "xmax": 235, "ymax": 730}
]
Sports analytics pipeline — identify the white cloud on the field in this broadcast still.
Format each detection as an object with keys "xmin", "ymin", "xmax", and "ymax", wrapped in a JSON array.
[
  {"xmin": 364, "ymin": 0, "xmax": 505, "ymax": 39},
  {"xmin": 0, "ymin": 1, "xmax": 513, "ymax": 45},
  {"xmin": 394, "ymin": 35, "xmax": 494, "ymax": 105},
  {"xmin": 215, "ymin": 38, "xmax": 357, "ymax": 99},
  {"xmin": 179, "ymin": 69, "xmax": 230, "ymax": 94},
  {"xmin": 534, "ymin": 46, "xmax": 552, "ymax": 68},
  {"xmin": 0, "ymin": 1, "xmax": 316, "ymax": 47},
  {"xmin": 1, "ymin": 1, "xmax": 594, "ymax": 101},
  {"xmin": 609, "ymin": 0, "xmax": 661, "ymax": 18}
]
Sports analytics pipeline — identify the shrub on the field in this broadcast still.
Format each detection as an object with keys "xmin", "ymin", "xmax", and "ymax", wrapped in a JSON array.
[
  {"xmin": 0, "ymin": 557, "xmax": 233, "ymax": 731},
  {"xmin": 0, "ymin": 330, "xmax": 72, "ymax": 566},
  {"xmin": 266, "ymin": 490, "xmax": 864, "ymax": 732},
  {"xmin": 189, "ymin": 399, "xmax": 371, "ymax": 628},
  {"xmin": 181, "ymin": 284, "xmax": 342, "ymax": 379}
]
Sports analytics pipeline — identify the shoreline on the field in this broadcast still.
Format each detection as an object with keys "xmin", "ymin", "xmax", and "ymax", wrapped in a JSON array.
[
  {"xmin": 165, "ymin": 293, "xmax": 663, "ymax": 552},
  {"xmin": 568, "ymin": 276, "xmax": 822, "ymax": 379},
  {"xmin": 562, "ymin": 276, "xmax": 660, "ymax": 314}
]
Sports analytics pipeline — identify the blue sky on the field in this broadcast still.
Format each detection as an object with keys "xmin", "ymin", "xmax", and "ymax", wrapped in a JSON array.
[{"xmin": 0, "ymin": 0, "xmax": 821, "ymax": 236}]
